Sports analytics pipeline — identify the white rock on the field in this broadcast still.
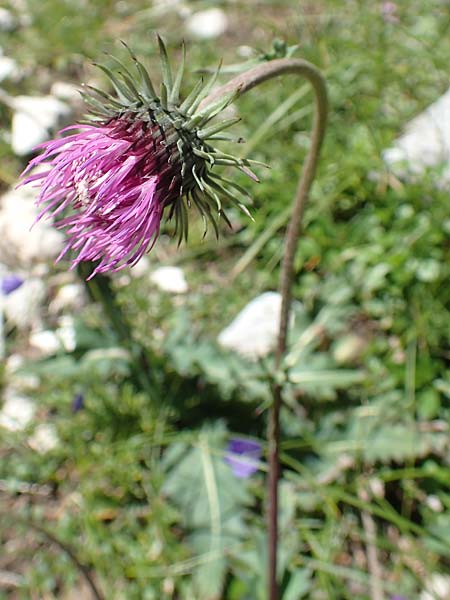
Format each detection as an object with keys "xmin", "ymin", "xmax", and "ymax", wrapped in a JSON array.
[
  {"xmin": 421, "ymin": 574, "xmax": 450, "ymax": 600},
  {"xmin": 0, "ymin": 185, "xmax": 64, "ymax": 266},
  {"xmin": 383, "ymin": 87, "xmax": 450, "ymax": 182},
  {"xmin": 130, "ymin": 256, "xmax": 151, "ymax": 278},
  {"xmin": 49, "ymin": 283, "xmax": 86, "ymax": 314},
  {"xmin": 150, "ymin": 266, "xmax": 188, "ymax": 293},
  {"xmin": 218, "ymin": 292, "xmax": 282, "ymax": 359},
  {"xmin": 0, "ymin": 391, "xmax": 35, "ymax": 431},
  {"xmin": 0, "ymin": 8, "xmax": 16, "ymax": 31},
  {"xmin": 5, "ymin": 353, "xmax": 24, "ymax": 372},
  {"xmin": 0, "ymin": 56, "xmax": 19, "ymax": 82},
  {"xmin": 333, "ymin": 334, "xmax": 367, "ymax": 364},
  {"xmin": 29, "ymin": 329, "xmax": 61, "ymax": 355},
  {"xmin": 28, "ymin": 423, "xmax": 59, "ymax": 453},
  {"xmin": 50, "ymin": 81, "xmax": 80, "ymax": 103},
  {"xmin": 56, "ymin": 315, "xmax": 76, "ymax": 352},
  {"xmin": 5, "ymin": 353, "xmax": 40, "ymax": 390},
  {"xmin": 425, "ymin": 494, "xmax": 443, "ymax": 513},
  {"xmin": 3, "ymin": 278, "xmax": 45, "ymax": 329},
  {"xmin": 186, "ymin": 8, "xmax": 228, "ymax": 39},
  {"xmin": 11, "ymin": 95, "xmax": 71, "ymax": 156}
]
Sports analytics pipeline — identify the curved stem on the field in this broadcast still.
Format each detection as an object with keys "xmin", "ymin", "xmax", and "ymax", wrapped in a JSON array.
[
  {"xmin": 0, "ymin": 507, "xmax": 105, "ymax": 600},
  {"xmin": 203, "ymin": 58, "xmax": 328, "ymax": 600}
]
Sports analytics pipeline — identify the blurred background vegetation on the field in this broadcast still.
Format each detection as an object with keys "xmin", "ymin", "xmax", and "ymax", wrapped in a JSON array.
[{"xmin": 0, "ymin": 0, "xmax": 449, "ymax": 598}]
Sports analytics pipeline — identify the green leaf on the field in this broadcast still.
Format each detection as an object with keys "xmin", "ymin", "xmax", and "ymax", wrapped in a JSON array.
[
  {"xmin": 283, "ymin": 569, "xmax": 312, "ymax": 600},
  {"xmin": 157, "ymin": 34, "xmax": 173, "ymax": 94},
  {"xmin": 162, "ymin": 427, "xmax": 253, "ymax": 598},
  {"xmin": 169, "ymin": 42, "xmax": 185, "ymax": 105}
]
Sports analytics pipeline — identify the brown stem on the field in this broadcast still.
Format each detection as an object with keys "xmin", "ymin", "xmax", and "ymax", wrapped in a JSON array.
[{"xmin": 202, "ymin": 58, "xmax": 327, "ymax": 600}]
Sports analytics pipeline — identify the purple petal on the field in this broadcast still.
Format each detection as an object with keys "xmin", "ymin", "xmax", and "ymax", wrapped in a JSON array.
[
  {"xmin": 19, "ymin": 116, "xmax": 182, "ymax": 277},
  {"xmin": 224, "ymin": 437, "xmax": 262, "ymax": 479},
  {"xmin": 1, "ymin": 275, "xmax": 24, "ymax": 295},
  {"xmin": 71, "ymin": 393, "xmax": 84, "ymax": 413}
]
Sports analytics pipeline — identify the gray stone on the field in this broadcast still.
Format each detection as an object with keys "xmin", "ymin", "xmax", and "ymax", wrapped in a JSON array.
[
  {"xmin": 0, "ymin": 185, "xmax": 64, "ymax": 267},
  {"xmin": 3, "ymin": 279, "xmax": 46, "ymax": 329},
  {"xmin": 383, "ymin": 87, "xmax": 450, "ymax": 182},
  {"xmin": 0, "ymin": 56, "xmax": 19, "ymax": 82},
  {"xmin": 11, "ymin": 95, "xmax": 71, "ymax": 156},
  {"xmin": 218, "ymin": 292, "xmax": 281, "ymax": 359},
  {"xmin": 151, "ymin": 266, "xmax": 188, "ymax": 293},
  {"xmin": 28, "ymin": 423, "xmax": 59, "ymax": 453},
  {"xmin": 185, "ymin": 8, "xmax": 228, "ymax": 39},
  {"xmin": 0, "ymin": 8, "xmax": 16, "ymax": 31},
  {"xmin": 0, "ymin": 389, "xmax": 35, "ymax": 431}
]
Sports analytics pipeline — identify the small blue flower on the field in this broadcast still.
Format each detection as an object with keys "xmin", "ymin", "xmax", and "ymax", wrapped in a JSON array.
[
  {"xmin": 71, "ymin": 393, "xmax": 85, "ymax": 413},
  {"xmin": 1, "ymin": 274, "xmax": 24, "ymax": 295},
  {"xmin": 225, "ymin": 438, "xmax": 262, "ymax": 478}
]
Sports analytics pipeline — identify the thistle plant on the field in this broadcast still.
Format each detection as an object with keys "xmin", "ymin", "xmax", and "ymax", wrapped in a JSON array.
[
  {"xmin": 21, "ymin": 37, "xmax": 258, "ymax": 278},
  {"xmin": 21, "ymin": 39, "xmax": 327, "ymax": 600}
]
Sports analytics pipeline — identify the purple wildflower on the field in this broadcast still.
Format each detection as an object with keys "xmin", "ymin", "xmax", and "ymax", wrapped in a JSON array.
[
  {"xmin": 20, "ymin": 39, "xmax": 257, "ymax": 278},
  {"xmin": 71, "ymin": 393, "xmax": 85, "ymax": 413},
  {"xmin": 1, "ymin": 274, "xmax": 24, "ymax": 295},
  {"xmin": 225, "ymin": 437, "xmax": 262, "ymax": 478},
  {"xmin": 22, "ymin": 119, "xmax": 169, "ymax": 278},
  {"xmin": 381, "ymin": 2, "xmax": 399, "ymax": 23}
]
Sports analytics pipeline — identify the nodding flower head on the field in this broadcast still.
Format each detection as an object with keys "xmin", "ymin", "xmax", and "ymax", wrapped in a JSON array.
[{"xmin": 21, "ymin": 37, "xmax": 260, "ymax": 278}]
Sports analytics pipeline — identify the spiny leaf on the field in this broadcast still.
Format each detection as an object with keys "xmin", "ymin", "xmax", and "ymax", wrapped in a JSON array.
[
  {"xmin": 119, "ymin": 39, "xmax": 155, "ymax": 98},
  {"xmin": 103, "ymin": 52, "xmax": 137, "ymax": 86},
  {"xmin": 158, "ymin": 35, "xmax": 173, "ymax": 94},
  {"xmin": 206, "ymin": 177, "xmax": 254, "ymax": 220},
  {"xmin": 238, "ymin": 165, "xmax": 260, "ymax": 182},
  {"xmin": 117, "ymin": 71, "xmax": 144, "ymax": 104},
  {"xmin": 192, "ymin": 164, "xmax": 205, "ymax": 191},
  {"xmin": 136, "ymin": 61, "xmax": 157, "ymax": 98},
  {"xmin": 208, "ymin": 172, "xmax": 253, "ymax": 198},
  {"xmin": 192, "ymin": 188, "xmax": 219, "ymax": 239},
  {"xmin": 192, "ymin": 147, "xmax": 215, "ymax": 165},
  {"xmin": 206, "ymin": 134, "xmax": 245, "ymax": 143},
  {"xmin": 181, "ymin": 197, "xmax": 189, "ymax": 242},
  {"xmin": 187, "ymin": 61, "xmax": 222, "ymax": 115},
  {"xmin": 79, "ymin": 91, "xmax": 109, "ymax": 115},
  {"xmin": 202, "ymin": 182, "xmax": 222, "ymax": 212},
  {"xmin": 160, "ymin": 82, "xmax": 168, "ymax": 110},
  {"xmin": 194, "ymin": 89, "xmax": 240, "ymax": 128},
  {"xmin": 211, "ymin": 150, "xmax": 269, "ymax": 170},
  {"xmin": 83, "ymin": 84, "xmax": 124, "ymax": 109},
  {"xmin": 169, "ymin": 42, "xmax": 185, "ymax": 105},
  {"xmin": 197, "ymin": 117, "xmax": 241, "ymax": 140},
  {"xmin": 93, "ymin": 63, "xmax": 135, "ymax": 103},
  {"xmin": 179, "ymin": 79, "xmax": 204, "ymax": 114}
]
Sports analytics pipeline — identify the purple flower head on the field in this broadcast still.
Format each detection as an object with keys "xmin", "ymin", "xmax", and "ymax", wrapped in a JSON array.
[
  {"xmin": 390, "ymin": 596, "xmax": 408, "ymax": 600},
  {"xmin": 71, "ymin": 393, "xmax": 85, "ymax": 413},
  {"xmin": 1, "ymin": 274, "xmax": 24, "ymax": 295},
  {"xmin": 20, "ymin": 38, "xmax": 257, "ymax": 278},
  {"xmin": 381, "ymin": 2, "xmax": 399, "ymax": 23},
  {"xmin": 225, "ymin": 437, "xmax": 262, "ymax": 479},
  {"xmin": 23, "ymin": 119, "xmax": 167, "ymax": 278}
]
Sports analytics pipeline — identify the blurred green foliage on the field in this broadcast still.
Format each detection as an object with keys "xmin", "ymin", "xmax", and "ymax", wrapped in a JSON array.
[{"xmin": 0, "ymin": 1, "xmax": 449, "ymax": 599}]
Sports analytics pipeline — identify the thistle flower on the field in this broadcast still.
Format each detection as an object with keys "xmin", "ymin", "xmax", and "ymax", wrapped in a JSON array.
[{"xmin": 21, "ymin": 38, "xmax": 259, "ymax": 278}]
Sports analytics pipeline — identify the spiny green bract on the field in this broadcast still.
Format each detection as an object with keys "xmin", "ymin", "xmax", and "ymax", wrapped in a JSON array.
[{"xmin": 82, "ymin": 36, "xmax": 262, "ymax": 244}]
